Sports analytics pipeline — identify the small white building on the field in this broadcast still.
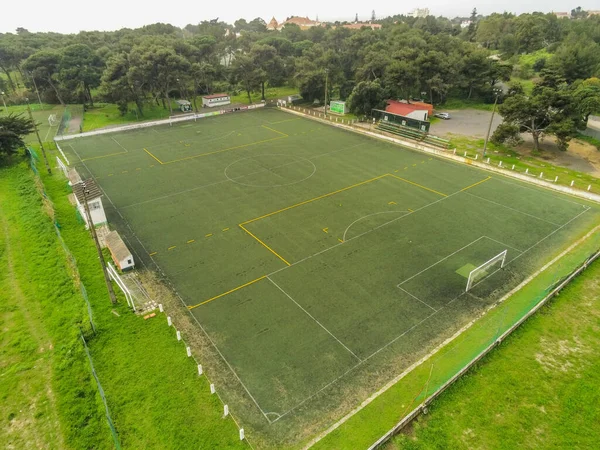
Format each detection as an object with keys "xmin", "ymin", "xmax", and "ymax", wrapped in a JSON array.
[
  {"xmin": 72, "ymin": 179, "xmax": 107, "ymax": 228},
  {"xmin": 105, "ymin": 231, "xmax": 135, "ymax": 271},
  {"xmin": 202, "ymin": 93, "xmax": 231, "ymax": 108}
]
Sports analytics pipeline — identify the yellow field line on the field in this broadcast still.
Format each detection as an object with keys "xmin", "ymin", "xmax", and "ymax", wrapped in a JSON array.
[
  {"xmin": 81, "ymin": 150, "xmax": 127, "ymax": 162},
  {"xmin": 168, "ymin": 246, "xmax": 176, "ymax": 251},
  {"xmin": 159, "ymin": 135, "xmax": 287, "ymax": 164},
  {"xmin": 239, "ymin": 224, "xmax": 291, "ymax": 266},
  {"xmin": 149, "ymin": 252, "xmax": 157, "ymax": 256},
  {"xmin": 460, "ymin": 176, "xmax": 492, "ymax": 192},
  {"xmin": 187, "ymin": 239, "xmax": 195, "ymax": 244},
  {"xmin": 144, "ymin": 148, "xmax": 164, "ymax": 165},
  {"xmin": 261, "ymin": 124, "xmax": 289, "ymax": 137},
  {"xmin": 241, "ymin": 174, "xmax": 389, "ymax": 225},
  {"xmin": 188, "ymin": 275, "xmax": 267, "ymax": 309},
  {"xmin": 387, "ymin": 174, "xmax": 447, "ymax": 197}
]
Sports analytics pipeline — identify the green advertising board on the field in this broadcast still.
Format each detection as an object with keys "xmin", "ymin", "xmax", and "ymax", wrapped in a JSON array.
[{"xmin": 330, "ymin": 101, "xmax": 347, "ymax": 115}]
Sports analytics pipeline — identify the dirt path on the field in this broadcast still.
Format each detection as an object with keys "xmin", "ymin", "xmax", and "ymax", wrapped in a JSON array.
[
  {"xmin": 518, "ymin": 137, "xmax": 600, "ymax": 177},
  {"xmin": 0, "ymin": 183, "xmax": 65, "ymax": 449}
]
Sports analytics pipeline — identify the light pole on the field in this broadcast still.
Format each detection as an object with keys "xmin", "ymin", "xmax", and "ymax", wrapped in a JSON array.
[
  {"xmin": 324, "ymin": 68, "xmax": 329, "ymax": 117},
  {"xmin": 25, "ymin": 97, "xmax": 52, "ymax": 175},
  {"xmin": 81, "ymin": 182, "xmax": 117, "ymax": 305},
  {"xmin": 0, "ymin": 91, "xmax": 7, "ymax": 114},
  {"xmin": 483, "ymin": 88, "xmax": 502, "ymax": 158}
]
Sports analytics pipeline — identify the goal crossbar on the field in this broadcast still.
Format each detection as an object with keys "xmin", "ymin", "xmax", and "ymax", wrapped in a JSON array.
[{"xmin": 466, "ymin": 249, "xmax": 507, "ymax": 292}]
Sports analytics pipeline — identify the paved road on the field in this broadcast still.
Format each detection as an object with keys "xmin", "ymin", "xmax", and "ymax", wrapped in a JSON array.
[{"xmin": 429, "ymin": 109, "xmax": 502, "ymax": 139}]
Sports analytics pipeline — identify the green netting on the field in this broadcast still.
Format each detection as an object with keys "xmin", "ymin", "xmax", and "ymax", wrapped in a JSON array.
[{"xmin": 81, "ymin": 334, "xmax": 121, "ymax": 449}]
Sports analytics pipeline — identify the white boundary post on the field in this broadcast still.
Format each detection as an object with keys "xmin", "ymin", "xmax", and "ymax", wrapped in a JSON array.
[
  {"xmin": 239, "ymin": 429, "xmax": 245, "ymax": 440},
  {"xmin": 167, "ymin": 316, "xmax": 172, "ymax": 326},
  {"xmin": 224, "ymin": 405, "xmax": 229, "ymax": 417},
  {"xmin": 197, "ymin": 364, "xmax": 203, "ymax": 375},
  {"xmin": 186, "ymin": 346, "xmax": 192, "ymax": 357},
  {"xmin": 176, "ymin": 330, "xmax": 181, "ymax": 341},
  {"xmin": 210, "ymin": 384, "xmax": 215, "ymax": 394}
]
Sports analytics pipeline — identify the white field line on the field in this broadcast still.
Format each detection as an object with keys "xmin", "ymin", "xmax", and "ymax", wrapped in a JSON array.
[
  {"xmin": 120, "ymin": 142, "xmax": 366, "ymax": 209},
  {"xmin": 464, "ymin": 191, "xmax": 562, "ymax": 227},
  {"xmin": 267, "ymin": 192, "xmax": 459, "ymax": 280},
  {"xmin": 342, "ymin": 210, "xmax": 410, "ymax": 242},
  {"xmin": 397, "ymin": 287, "xmax": 437, "ymax": 312},
  {"xmin": 277, "ymin": 106, "xmax": 600, "ymax": 204},
  {"xmin": 110, "ymin": 136, "xmax": 129, "ymax": 153},
  {"xmin": 482, "ymin": 235, "xmax": 525, "ymax": 253},
  {"xmin": 397, "ymin": 236, "xmax": 486, "ymax": 287},
  {"xmin": 268, "ymin": 276, "xmax": 361, "ymax": 361},
  {"xmin": 305, "ymin": 218, "xmax": 599, "ymax": 450},
  {"xmin": 287, "ymin": 207, "xmax": 593, "ymax": 427}
]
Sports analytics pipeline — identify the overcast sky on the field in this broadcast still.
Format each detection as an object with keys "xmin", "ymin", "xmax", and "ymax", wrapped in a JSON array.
[{"xmin": 2, "ymin": 1, "xmax": 599, "ymax": 34}]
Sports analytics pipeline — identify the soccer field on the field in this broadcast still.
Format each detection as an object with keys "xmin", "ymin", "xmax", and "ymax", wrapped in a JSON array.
[{"xmin": 63, "ymin": 107, "xmax": 600, "ymax": 446}]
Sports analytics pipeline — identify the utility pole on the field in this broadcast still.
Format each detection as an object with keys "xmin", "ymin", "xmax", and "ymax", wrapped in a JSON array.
[
  {"xmin": 324, "ymin": 68, "xmax": 329, "ymax": 117},
  {"xmin": 25, "ymin": 97, "xmax": 52, "ymax": 175},
  {"xmin": 482, "ymin": 93, "xmax": 499, "ymax": 158},
  {"xmin": 30, "ymin": 73, "xmax": 43, "ymax": 106},
  {"xmin": 81, "ymin": 182, "xmax": 117, "ymax": 305}
]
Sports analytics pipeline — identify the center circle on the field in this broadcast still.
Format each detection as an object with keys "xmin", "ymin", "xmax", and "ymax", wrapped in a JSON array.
[{"xmin": 224, "ymin": 154, "xmax": 317, "ymax": 187}]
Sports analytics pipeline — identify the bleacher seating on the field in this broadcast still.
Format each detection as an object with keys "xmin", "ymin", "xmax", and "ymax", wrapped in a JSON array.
[{"xmin": 376, "ymin": 121, "xmax": 451, "ymax": 149}]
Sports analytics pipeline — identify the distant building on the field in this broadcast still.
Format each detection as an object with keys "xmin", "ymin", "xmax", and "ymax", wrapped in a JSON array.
[
  {"xmin": 460, "ymin": 20, "xmax": 472, "ymax": 28},
  {"xmin": 202, "ymin": 93, "xmax": 231, "ymax": 108},
  {"xmin": 269, "ymin": 16, "xmax": 322, "ymax": 30},
  {"xmin": 385, "ymin": 100, "xmax": 432, "ymax": 122},
  {"xmin": 553, "ymin": 11, "xmax": 571, "ymax": 18},
  {"xmin": 586, "ymin": 10, "xmax": 600, "ymax": 16},
  {"xmin": 342, "ymin": 22, "xmax": 382, "ymax": 30},
  {"xmin": 410, "ymin": 8, "xmax": 430, "ymax": 18}
]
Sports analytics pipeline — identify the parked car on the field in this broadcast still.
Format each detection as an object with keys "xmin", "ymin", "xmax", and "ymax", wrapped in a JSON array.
[{"xmin": 434, "ymin": 112, "xmax": 451, "ymax": 120}]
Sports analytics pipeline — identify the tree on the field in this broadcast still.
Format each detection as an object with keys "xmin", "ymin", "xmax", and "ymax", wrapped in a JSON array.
[
  {"xmin": 250, "ymin": 44, "xmax": 283, "ymax": 100},
  {"xmin": 466, "ymin": 8, "xmax": 478, "ymax": 42},
  {"xmin": 385, "ymin": 60, "xmax": 418, "ymax": 100},
  {"xmin": 59, "ymin": 44, "xmax": 103, "ymax": 105},
  {"xmin": 573, "ymin": 78, "xmax": 600, "ymax": 123},
  {"xmin": 0, "ymin": 113, "xmax": 35, "ymax": 157},
  {"xmin": 22, "ymin": 51, "xmax": 65, "ymax": 105},
  {"xmin": 494, "ymin": 86, "xmax": 580, "ymax": 151},
  {"xmin": 372, "ymin": 10, "xmax": 376, "ymax": 21},
  {"xmin": 347, "ymin": 80, "xmax": 385, "ymax": 117},
  {"xmin": 231, "ymin": 54, "xmax": 260, "ymax": 103},
  {"xmin": 570, "ymin": 7, "xmax": 588, "ymax": 19}
]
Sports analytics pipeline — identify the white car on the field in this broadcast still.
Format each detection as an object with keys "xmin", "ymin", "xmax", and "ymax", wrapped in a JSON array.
[{"xmin": 434, "ymin": 112, "xmax": 451, "ymax": 120}]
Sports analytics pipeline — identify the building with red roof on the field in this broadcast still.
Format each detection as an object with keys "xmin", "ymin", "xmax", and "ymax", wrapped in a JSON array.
[{"xmin": 385, "ymin": 100, "xmax": 432, "ymax": 122}]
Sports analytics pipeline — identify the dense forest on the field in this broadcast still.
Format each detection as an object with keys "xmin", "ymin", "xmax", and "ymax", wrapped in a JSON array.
[{"xmin": 1, "ymin": 9, "xmax": 599, "ymax": 149}]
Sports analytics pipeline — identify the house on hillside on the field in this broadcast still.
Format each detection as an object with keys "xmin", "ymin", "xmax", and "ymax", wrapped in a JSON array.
[
  {"xmin": 268, "ymin": 16, "xmax": 322, "ymax": 31},
  {"xmin": 342, "ymin": 22, "xmax": 382, "ymax": 30}
]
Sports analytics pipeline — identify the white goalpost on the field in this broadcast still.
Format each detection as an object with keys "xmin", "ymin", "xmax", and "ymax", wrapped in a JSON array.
[
  {"xmin": 48, "ymin": 114, "xmax": 58, "ymax": 126},
  {"xmin": 466, "ymin": 249, "xmax": 507, "ymax": 292}
]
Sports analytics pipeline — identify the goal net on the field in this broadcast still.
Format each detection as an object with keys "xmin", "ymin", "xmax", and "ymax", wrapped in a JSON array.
[{"xmin": 466, "ymin": 249, "xmax": 507, "ymax": 292}]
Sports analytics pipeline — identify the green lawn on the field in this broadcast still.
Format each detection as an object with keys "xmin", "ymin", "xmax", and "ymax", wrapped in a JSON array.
[
  {"xmin": 229, "ymin": 85, "xmax": 299, "ymax": 105},
  {"xmin": 82, "ymin": 102, "xmax": 178, "ymax": 132},
  {"xmin": 59, "ymin": 107, "xmax": 600, "ymax": 447},
  {"xmin": 447, "ymin": 134, "xmax": 600, "ymax": 194},
  {"xmin": 2, "ymin": 103, "xmax": 65, "ymax": 143},
  {"xmin": 441, "ymin": 98, "xmax": 495, "ymax": 111},
  {"xmin": 387, "ymin": 255, "xmax": 600, "ymax": 449},
  {"xmin": 0, "ymin": 162, "xmax": 110, "ymax": 449}
]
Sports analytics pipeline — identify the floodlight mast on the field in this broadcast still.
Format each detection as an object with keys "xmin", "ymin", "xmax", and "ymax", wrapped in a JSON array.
[
  {"xmin": 81, "ymin": 182, "xmax": 117, "ymax": 305},
  {"xmin": 324, "ymin": 68, "xmax": 329, "ymax": 117},
  {"xmin": 0, "ymin": 91, "xmax": 7, "ymax": 114}
]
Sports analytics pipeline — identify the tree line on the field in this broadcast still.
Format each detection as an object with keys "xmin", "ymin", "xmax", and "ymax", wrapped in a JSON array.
[{"xmin": 0, "ymin": 11, "xmax": 599, "ymax": 150}]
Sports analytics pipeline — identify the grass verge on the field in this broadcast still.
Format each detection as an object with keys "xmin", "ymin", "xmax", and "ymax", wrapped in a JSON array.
[
  {"xmin": 0, "ymin": 162, "xmax": 110, "ymax": 449},
  {"xmin": 447, "ymin": 134, "xmax": 600, "ymax": 194},
  {"xmin": 388, "ymin": 257, "xmax": 600, "ymax": 449}
]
